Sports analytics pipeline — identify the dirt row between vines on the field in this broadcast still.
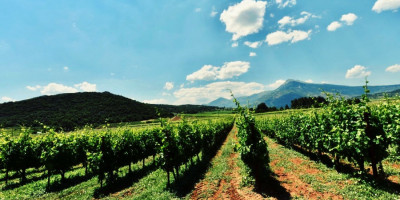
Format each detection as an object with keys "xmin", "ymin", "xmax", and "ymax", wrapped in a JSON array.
[
  {"xmin": 190, "ymin": 126, "xmax": 346, "ymax": 200},
  {"xmin": 190, "ymin": 126, "xmax": 264, "ymax": 200}
]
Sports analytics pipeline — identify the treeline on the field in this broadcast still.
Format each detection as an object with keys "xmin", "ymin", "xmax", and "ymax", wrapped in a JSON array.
[
  {"xmin": 290, "ymin": 96, "xmax": 327, "ymax": 109},
  {"xmin": 0, "ymin": 92, "xmax": 220, "ymax": 131},
  {"xmin": 0, "ymin": 118, "xmax": 234, "ymax": 188},
  {"xmin": 255, "ymin": 96, "xmax": 363, "ymax": 113}
]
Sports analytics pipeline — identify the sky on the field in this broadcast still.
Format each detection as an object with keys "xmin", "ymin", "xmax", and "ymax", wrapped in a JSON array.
[{"xmin": 1, "ymin": 0, "xmax": 400, "ymax": 105}]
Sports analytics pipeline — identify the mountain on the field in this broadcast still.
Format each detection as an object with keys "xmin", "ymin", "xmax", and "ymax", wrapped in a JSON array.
[
  {"xmin": 208, "ymin": 79, "xmax": 400, "ymax": 108},
  {"xmin": 0, "ymin": 92, "xmax": 219, "ymax": 131}
]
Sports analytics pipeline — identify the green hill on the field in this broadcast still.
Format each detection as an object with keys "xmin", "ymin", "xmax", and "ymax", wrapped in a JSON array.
[{"xmin": 0, "ymin": 92, "xmax": 219, "ymax": 131}]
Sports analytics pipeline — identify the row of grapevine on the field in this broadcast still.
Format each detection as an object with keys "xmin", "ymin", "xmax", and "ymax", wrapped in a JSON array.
[
  {"xmin": 0, "ymin": 118, "xmax": 234, "ymax": 188},
  {"xmin": 159, "ymin": 118, "xmax": 233, "ymax": 186},
  {"xmin": 257, "ymin": 91, "xmax": 400, "ymax": 177},
  {"xmin": 233, "ymin": 96, "xmax": 269, "ymax": 178}
]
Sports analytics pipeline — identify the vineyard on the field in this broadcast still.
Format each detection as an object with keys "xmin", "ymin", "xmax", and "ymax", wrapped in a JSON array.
[{"xmin": 1, "ymin": 93, "xmax": 400, "ymax": 199}]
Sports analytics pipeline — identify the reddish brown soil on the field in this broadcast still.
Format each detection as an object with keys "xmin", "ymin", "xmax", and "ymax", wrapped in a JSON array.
[
  {"xmin": 267, "ymin": 139, "xmax": 343, "ymax": 200},
  {"xmin": 391, "ymin": 163, "xmax": 400, "ymax": 170},
  {"xmin": 191, "ymin": 126, "xmax": 266, "ymax": 200},
  {"xmin": 171, "ymin": 116, "xmax": 182, "ymax": 121},
  {"xmin": 388, "ymin": 175, "xmax": 400, "ymax": 184}
]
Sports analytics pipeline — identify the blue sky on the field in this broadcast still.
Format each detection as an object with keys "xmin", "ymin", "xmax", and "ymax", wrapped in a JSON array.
[{"xmin": 1, "ymin": 0, "xmax": 399, "ymax": 105}]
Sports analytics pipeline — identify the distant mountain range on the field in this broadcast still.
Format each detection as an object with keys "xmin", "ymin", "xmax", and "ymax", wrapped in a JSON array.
[{"xmin": 207, "ymin": 79, "xmax": 400, "ymax": 108}]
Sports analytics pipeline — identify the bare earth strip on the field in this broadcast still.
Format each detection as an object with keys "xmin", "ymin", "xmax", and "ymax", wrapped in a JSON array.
[{"xmin": 190, "ymin": 126, "xmax": 266, "ymax": 200}]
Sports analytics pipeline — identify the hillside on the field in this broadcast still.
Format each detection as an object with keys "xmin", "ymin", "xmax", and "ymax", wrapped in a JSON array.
[
  {"xmin": 366, "ymin": 89, "xmax": 400, "ymax": 99},
  {"xmin": 208, "ymin": 79, "xmax": 400, "ymax": 108},
  {"xmin": 0, "ymin": 92, "xmax": 219, "ymax": 131}
]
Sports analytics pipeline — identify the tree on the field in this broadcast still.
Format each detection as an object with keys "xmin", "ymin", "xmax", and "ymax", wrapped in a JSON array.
[{"xmin": 255, "ymin": 103, "xmax": 269, "ymax": 113}]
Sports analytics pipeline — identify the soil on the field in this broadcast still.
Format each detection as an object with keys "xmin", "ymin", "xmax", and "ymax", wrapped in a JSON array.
[
  {"xmin": 190, "ymin": 127, "xmax": 265, "ymax": 200},
  {"xmin": 171, "ymin": 116, "xmax": 182, "ymax": 121}
]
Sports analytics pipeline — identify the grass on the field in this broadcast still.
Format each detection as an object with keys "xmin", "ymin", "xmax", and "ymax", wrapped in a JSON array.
[{"xmin": 186, "ymin": 129, "xmax": 236, "ymax": 199}]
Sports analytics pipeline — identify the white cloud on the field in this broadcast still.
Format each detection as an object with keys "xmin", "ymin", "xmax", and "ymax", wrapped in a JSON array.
[
  {"xmin": 74, "ymin": 82, "xmax": 97, "ymax": 92},
  {"xmin": 1, "ymin": 96, "xmax": 15, "ymax": 103},
  {"xmin": 210, "ymin": 6, "xmax": 218, "ymax": 17},
  {"xmin": 278, "ymin": 12, "xmax": 317, "ymax": 28},
  {"xmin": 63, "ymin": 66, "xmax": 69, "ymax": 71},
  {"xmin": 244, "ymin": 41, "xmax": 262, "ymax": 48},
  {"xmin": 232, "ymin": 42, "xmax": 239, "ymax": 47},
  {"xmin": 304, "ymin": 79, "xmax": 313, "ymax": 83},
  {"xmin": 265, "ymin": 30, "xmax": 312, "ymax": 46},
  {"xmin": 327, "ymin": 21, "xmax": 342, "ymax": 31},
  {"xmin": 40, "ymin": 83, "xmax": 79, "ymax": 95},
  {"xmin": 26, "ymin": 85, "xmax": 41, "ymax": 91},
  {"xmin": 173, "ymin": 81, "xmax": 265, "ymax": 105},
  {"xmin": 327, "ymin": 13, "xmax": 357, "ymax": 32},
  {"xmin": 385, "ymin": 64, "xmax": 400, "ymax": 72},
  {"xmin": 186, "ymin": 61, "xmax": 250, "ymax": 82},
  {"xmin": 220, "ymin": 0, "xmax": 267, "ymax": 40},
  {"xmin": 144, "ymin": 98, "xmax": 169, "ymax": 104},
  {"xmin": 340, "ymin": 13, "xmax": 358, "ymax": 25},
  {"xmin": 195, "ymin": 8, "xmax": 201, "ymax": 12},
  {"xmin": 267, "ymin": 79, "xmax": 285, "ymax": 89},
  {"xmin": 345, "ymin": 65, "xmax": 372, "ymax": 79},
  {"xmin": 372, "ymin": 0, "xmax": 400, "ymax": 13},
  {"xmin": 164, "ymin": 82, "xmax": 174, "ymax": 90},
  {"xmin": 276, "ymin": 0, "xmax": 296, "ymax": 8},
  {"xmin": 270, "ymin": 13, "xmax": 275, "ymax": 18},
  {"xmin": 249, "ymin": 52, "xmax": 257, "ymax": 57}
]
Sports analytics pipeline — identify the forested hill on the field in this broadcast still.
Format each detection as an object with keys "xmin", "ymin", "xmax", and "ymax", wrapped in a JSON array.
[{"xmin": 0, "ymin": 92, "xmax": 219, "ymax": 131}]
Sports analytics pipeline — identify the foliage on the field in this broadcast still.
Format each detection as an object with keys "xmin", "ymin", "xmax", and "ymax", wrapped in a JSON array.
[
  {"xmin": 257, "ymin": 81, "xmax": 399, "ymax": 177},
  {"xmin": 233, "ymin": 94, "xmax": 269, "ymax": 179}
]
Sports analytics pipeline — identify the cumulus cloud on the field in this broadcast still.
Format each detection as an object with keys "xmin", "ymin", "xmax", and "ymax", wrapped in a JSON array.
[
  {"xmin": 265, "ymin": 30, "xmax": 312, "ymax": 46},
  {"xmin": 276, "ymin": 0, "xmax": 296, "ymax": 8},
  {"xmin": 1, "ymin": 96, "xmax": 15, "ymax": 103},
  {"xmin": 186, "ymin": 61, "xmax": 250, "ymax": 82},
  {"xmin": 38, "ymin": 82, "xmax": 97, "ymax": 95},
  {"xmin": 41, "ymin": 83, "xmax": 79, "ymax": 95},
  {"xmin": 74, "ymin": 82, "xmax": 97, "ymax": 92},
  {"xmin": 327, "ymin": 21, "xmax": 342, "ymax": 31},
  {"xmin": 385, "ymin": 64, "xmax": 400, "ymax": 72},
  {"xmin": 345, "ymin": 65, "xmax": 371, "ymax": 79},
  {"xmin": 267, "ymin": 79, "xmax": 285, "ymax": 89},
  {"xmin": 173, "ymin": 81, "xmax": 265, "ymax": 105},
  {"xmin": 143, "ymin": 98, "xmax": 169, "ymax": 104},
  {"xmin": 340, "ymin": 13, "xmax": 358, "ymax": 25},
  {"xmin": 220, "ymin": 0, "xmax": 267, "ymax": 40},
  {"xmin": 327, "ymin": 13, "xmax": 357, "ymax": 32},
  {"xmin": 278, "ymin": 12, "xmax": 317, "ymax": 28},
  {"xmin": 232, "ymin": 42, "xmax": 239, "ymax": 47},
  {"xmin": 26, "ymin": 85, "xmax": 41, "ymax": 91},
  {"xmin": 372, "ymin": 0, "xmax": 400, "ymax": 13},
  {"xmin": 249, "ymin": 52, "xmax": 257, "ymax": 57},
  {"xmin": 244, "ymin": 41, "xmax": 262, "ymax": 48},
  {"xmin": 164, "ymin": 82, "xmax": 174, "ymax": 90}
]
